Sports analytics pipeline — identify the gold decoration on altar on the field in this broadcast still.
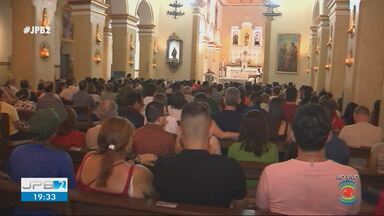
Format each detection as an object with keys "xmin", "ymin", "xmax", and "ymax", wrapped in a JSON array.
[
  {"xmin": 130, "ymin": 34, "xmax": 135, "ymax": 50},
  {"xmin": 347, "ymin": 5, "xmax": 356, "ymax": 37},
  {"xmin": 41, "ymin": 8, "xmax": 49, "ymax": 27},
  {"xmin": 96, "ymin": 24, "xmax": 103, "ymax": 45}
]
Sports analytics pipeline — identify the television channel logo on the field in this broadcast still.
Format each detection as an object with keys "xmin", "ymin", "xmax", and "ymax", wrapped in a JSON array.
[{"xmin": 21, "ymin": 178, "xmax": 68, "ymax": 202}]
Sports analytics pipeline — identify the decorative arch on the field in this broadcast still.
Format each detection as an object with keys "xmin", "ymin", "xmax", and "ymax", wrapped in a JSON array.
[
  {"xmin": 136, "ymin": 0, "xmax": 154, "ymax": 25},
  {"xmin": 312, "ymin": 0, "xmax": 331, "ymax": 26}
]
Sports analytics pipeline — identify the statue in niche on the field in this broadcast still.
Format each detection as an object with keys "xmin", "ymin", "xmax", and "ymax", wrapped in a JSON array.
[
  {"xmin": 171, "ymin": 47, "xmax": 178, "ymax": 59},
  {"xmin": 232, "ymin": 33, "xmax": 239, "ymax": 45},
  {"xmin": 254, "ymin": 32, "xmax": 260, "ymax": 46},
  {"xmin": 244, "ymin": 32, "xmax": 250, "ymax": 46}
]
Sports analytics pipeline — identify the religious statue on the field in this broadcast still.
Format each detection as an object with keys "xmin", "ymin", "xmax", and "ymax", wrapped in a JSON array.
[
  {"xmin": 233, "ymin": 33, "xmax": 239, "ymax": 45},
  {"xmin": 171, "ymin": 47, "xmax": 178, "ymax": 59},
  {"xmin": 244, "ymin": 32, "xmax": 250, "ymax": 46},
  {"xmin": 95, "ymin": 24, "xmax": 103, "ymax": 44},
  {"xmin": 41, "ymin": 8, "xmax": 48, "ymax": 27},
  {"xmin": 254, "ymin": 32, "xmax": 260, "ymax": 46}
]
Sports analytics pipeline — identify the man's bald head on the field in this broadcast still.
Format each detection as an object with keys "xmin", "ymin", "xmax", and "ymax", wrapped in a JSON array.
[{"xmin": 180, "ymin": 102, "xmax": 211, "ymax": 148}]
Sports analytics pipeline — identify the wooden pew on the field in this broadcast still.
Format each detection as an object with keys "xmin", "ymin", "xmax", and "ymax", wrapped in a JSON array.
[
  {"xmin": 349, "ymin": 147, "xmax": 371, "ymax": 160},
  {"xmin": 359, "ymin": 169, "xmax": 384, "ymax": 189},
  {"xmin": 239, "ymin": 161, "xmax": 271, "ymax": 209},
  {"xmin": 239, "ymin": 161, "xmax": 270, "ymax": 181},
  {"xmin": 0, "ymin": 179, "xmax": 270, "ymax": 215},
  {"xmin": 70, "ymin": 190, "xmax": 267, "ymax": 215}
]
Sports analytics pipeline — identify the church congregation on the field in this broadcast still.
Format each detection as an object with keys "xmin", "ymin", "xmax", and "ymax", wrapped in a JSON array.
[{"xmin": 0, "ymin": 0, "xmax": 384, "ymax": 215}]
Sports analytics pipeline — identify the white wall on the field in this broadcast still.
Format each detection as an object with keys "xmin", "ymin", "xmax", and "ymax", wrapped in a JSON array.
[
  {"xmin": 0, "ymin": 0, "xmax": 12, "ymax": 84},
  {"xmin": 268, "ymin": 0, "xmax": 314, "ymax": 87}
]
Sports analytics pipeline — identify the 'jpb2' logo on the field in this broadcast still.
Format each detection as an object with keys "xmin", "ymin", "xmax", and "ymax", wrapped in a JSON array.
[
  {"xmin": 21, "ymin": 178, "xmax": 67, "ymax": 191},
  {"xmin": 21, "ymin": 178, "xmax": 68, "ymax": 202}
]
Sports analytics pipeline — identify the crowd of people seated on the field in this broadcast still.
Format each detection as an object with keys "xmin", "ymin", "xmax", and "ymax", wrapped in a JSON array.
[{"xmin": 0, "ymin": 75, "xmax": 383, "ymax": 215}]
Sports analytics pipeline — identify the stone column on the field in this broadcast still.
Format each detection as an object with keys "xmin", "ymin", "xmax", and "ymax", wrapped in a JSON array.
[
  {"xmin": 348, "ymin": 0, "xmax": 384, "ymax": 108},
  {"xmin": 314, "ymin": 15, "xmax": 329, "ymax": 92},
  {"xmin": 110, "ymin": 14, "xmax": 138, "ymax": 76},
  {"xmin": 190, "ymin": 1, "xmax": 205, "ymax": 80},
  {"xmin": 263, "ymin": 18, "xmax": 272, "ymax": 84},
  {"xmin": 102, "ymin": 26, "xmax": 112, "ymax": 80},
  {"xmin": 11, "ymin": 0, "xmax": 57, "ymax": 88},
  {"xmin": 138, "ymin": 24, "xmax": 156, "ymax": 79},
  {"xmin": 309, "ymin": 26, "xmax": 318, "ymax": 87},
  {"xmin": 325, "ymin": 0, "xmax": 350, "ymax": 99},
  {"xmin": 70, "ymin": 0, "xmax": 108, "ymax": 81}
]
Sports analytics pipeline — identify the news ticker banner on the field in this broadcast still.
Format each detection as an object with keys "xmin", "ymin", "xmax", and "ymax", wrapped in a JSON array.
[{"xmin": 21, "ymin": 178, "xmax": 68, "ymax": 202}]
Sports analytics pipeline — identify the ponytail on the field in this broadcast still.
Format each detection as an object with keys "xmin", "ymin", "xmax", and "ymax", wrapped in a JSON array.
[{"xmin": 96, "ymin": 149, "xmax": 116, "ymax": 187}]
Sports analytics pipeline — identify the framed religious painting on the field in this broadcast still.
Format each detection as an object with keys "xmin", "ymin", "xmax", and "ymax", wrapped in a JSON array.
[
  {"xmin": 166, "ymin": 33, "xmax": 183, "ymax": 69},
  {"xmin": 276, "ymin": 33, "xmax": 300, "ymax": 74},
  {"xmin": 253, "ymin": 28, "xmax": 263, "ymax": 47},
  {"xmin": 231, "ymin": 27, "xmax": 240, "ymax": 46}
]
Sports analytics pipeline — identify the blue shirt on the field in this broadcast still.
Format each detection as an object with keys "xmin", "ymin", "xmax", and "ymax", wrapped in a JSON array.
[
  {"xmin": 7, "ymin": 143, "xmax": 76, "ymax": 189},
  {"xmin": 325, "ymin": 134, "xmax": 350, "ymax": 165}
]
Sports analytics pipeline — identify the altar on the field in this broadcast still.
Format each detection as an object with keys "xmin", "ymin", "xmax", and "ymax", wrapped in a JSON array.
[{"xmin": 218, "ymin": 22, "xmax": 264, "ymax": 84}]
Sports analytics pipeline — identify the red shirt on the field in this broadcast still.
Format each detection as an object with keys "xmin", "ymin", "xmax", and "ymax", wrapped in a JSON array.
[
  {"xmin": 52, "ymin": 130, "xmax": 86, "ymax": 149},
  {"xmin": 376, "ymin": 191, "xmax": 384, "ymax": 215},
  {"xmin": 133, "ymin": 124, "xmax": 176, "ymax": 156},
  {"xmin": 283, "ymin": 103, "xmax": 298, "ymax": 125}
]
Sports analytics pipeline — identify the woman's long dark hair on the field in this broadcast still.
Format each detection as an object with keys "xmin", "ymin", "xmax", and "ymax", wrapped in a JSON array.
[
  {"xmin": 267, "ymin": 97, "xmax": 284, "ymax": 141},
  {"xmin": 342, "ymin": 102, "xmax": 358, "ymax": 125},
  {"xmin": 96, "ymin": 117, "xmax": 134, "ymax": 187},
  {"xmin": 170, "ymin": 91, "xmax": 187, "ymax": 110},
  {"xmin": 239, "ymin": 110, "xmax": 270, "ymax": 157}
]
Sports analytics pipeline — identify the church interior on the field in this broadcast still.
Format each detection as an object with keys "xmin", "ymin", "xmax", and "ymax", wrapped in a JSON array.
[{"xmin": 1, "ymin": 0, "xmax": 384, "ymax": 215}]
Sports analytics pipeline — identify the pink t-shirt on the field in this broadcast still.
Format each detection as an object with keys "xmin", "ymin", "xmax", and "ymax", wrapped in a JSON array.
[{"xmin": 256, "ymin": 159, "xmax": 361, "ymax": 215}]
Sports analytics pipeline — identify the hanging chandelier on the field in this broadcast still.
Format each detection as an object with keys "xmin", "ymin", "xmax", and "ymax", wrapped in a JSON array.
[
  {"xmin": 167, "ymin": 0, "xmax": 185, "ymax": 19},
  {"xmin": 263, "ymin": 0, "xmax": 282, "ymax": 20}
]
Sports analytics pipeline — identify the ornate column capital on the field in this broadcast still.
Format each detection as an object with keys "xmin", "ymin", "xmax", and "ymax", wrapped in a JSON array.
[
  {"xmin": 109, "ymin": 14, "xmax": 139, "ymax": 30},
  {"xmin": 70, "ymin": 0, "xmax": 109, "ymax": 17},
  {"xmin": 328, "ymin": 0, "xmax": 350, "ymax": 18},
  {"xmin": 318, "ymin": 15, "xmax": 330, "ymax": 28},
  {"xmin": 138, "ymin": 24, "xmax": 156, "ymax": 35}
]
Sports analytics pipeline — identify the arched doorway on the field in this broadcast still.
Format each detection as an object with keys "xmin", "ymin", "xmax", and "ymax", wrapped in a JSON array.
[{"xmin": 136, "ymin": 0, "xmax": 155, "ymax": 79}]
